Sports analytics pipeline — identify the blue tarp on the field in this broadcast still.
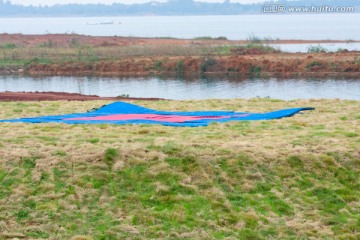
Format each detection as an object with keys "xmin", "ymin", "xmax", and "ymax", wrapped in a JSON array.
[{"xmin": 0, "ymin": 101, "xmax": 315, "ymax": 127}]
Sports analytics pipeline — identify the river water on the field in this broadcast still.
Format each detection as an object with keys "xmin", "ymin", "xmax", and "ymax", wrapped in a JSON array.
[
  {"xmin": 1, "ymin": 14, "xmax": 359, "ymax": 41},
  {"xmin": 1, "ymin": 76, "xmax": 359, "ymax": 100},
  {"xmin": 1, "ymin": 15, "xmax": 359, "ymax": 100}
]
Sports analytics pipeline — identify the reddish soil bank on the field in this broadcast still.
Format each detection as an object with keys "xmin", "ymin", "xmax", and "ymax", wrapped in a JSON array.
[
  {"xmin": 1, "ymin": 34, "xmax": 359, "ymax": 77},
  {"xmin": 0, "ymin": 33, "xmax": 358, "ymax": 47},
  {"xmin": 24, "ymin": 52, "xmax": 360, "ymax": 78},
  {"xmin": 0, "ymin": 92, "xmax": 162, "ymax": 101}
]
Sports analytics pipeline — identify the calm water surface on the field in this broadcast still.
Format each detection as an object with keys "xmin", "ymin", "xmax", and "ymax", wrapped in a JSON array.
[
  {"xmin": 0, "ymin": 76, "xmax": 359, "ymax": 100},
  {"xmin": 270, "ymin": 42, "xmax": 360, "ymax": 52},
  {"xmin": 1, "ymin": 14, "xmax": 359, "ymax": 41}
]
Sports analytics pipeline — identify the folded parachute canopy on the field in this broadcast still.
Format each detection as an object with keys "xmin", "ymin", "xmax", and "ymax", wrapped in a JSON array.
[{"xmin": 0, "ymin": 102, "xmax": 315, "ymax": 127}]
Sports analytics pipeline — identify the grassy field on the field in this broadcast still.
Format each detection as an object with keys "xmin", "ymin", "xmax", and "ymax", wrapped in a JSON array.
[{"xmin": 0, "ymin": 99, "xmax": 359, "ymax": 239}]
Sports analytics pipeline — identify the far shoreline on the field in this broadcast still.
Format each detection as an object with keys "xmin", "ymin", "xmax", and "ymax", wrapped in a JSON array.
[{"xmin": 1, "ymin": 33, "xmax": 359, "ymax": 47}]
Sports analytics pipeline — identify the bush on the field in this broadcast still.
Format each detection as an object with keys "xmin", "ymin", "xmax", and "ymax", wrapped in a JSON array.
[
  {"xmin": 250, "ymin": 65, "xmax": 261, "ymax": 75},
  {"xmin": 307, "ymin": 45, "xmax": 328, "ymax": 53},
  {"xmin": 200, "ymin": 58, "xmax": 217, "ymax": 73}
]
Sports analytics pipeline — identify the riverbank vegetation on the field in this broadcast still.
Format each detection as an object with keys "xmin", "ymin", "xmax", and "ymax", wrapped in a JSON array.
[
  {"xmin": 0, "ymin": 42, "xmax": 278, "ymax": 65},
  {"xmin": 1, "ymin": 34, "xmax": 359, "ymax": 77},
  {"xmin": 1, "ymin": 47, "xmax": 358, "ymax": 79},
  {"xmin": 0, "ymin": 98, "xmax": 359, "ymax": 239}
]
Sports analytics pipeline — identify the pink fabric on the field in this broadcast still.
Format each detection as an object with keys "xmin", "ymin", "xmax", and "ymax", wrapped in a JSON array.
[{"xmin": 65, "ymin": 114, "xmax": 236, "ymax": 123}]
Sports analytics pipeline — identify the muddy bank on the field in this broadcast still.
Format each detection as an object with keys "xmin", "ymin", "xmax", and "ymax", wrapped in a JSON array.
[
  {"xmin": 23, "ymin": 52, "xmax": 360, "ymax": 78},
  {"xmin": 0, "ymin": 92, "xmax": 163, "ymax": 101}
]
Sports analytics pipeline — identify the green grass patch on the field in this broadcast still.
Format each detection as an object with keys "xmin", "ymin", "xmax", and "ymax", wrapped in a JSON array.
[
  {"xmin": 1, "ymin": 43, "xmax": 17, "ymax": 49},
  {"xmin": 287, "ymin": 156, "xmax": 304, "ymax": 169},
  {"xmin": 165, "ymin": 155, "xmax": 199, "ymax": 173},
  {"xmin": 52, "ymin": 150, "xmax": 67, "ymax": 157},
  {"xmin": 20, "ymin": 156, "xmax": 40, "ymax": 169},
  {"xmin": 343, "ymin": 132, "xmax": 358, "ymax": 138},
  {"xmin": 87, "ymin": 138, "xmax": 100, "ymax": 144},
  {"xmin": 25, "ymin": 57, "xmax": 53, "ymax": 65},
  {"xmin": 310, "ymin": 187, "xmax": 346, "ymax": 213},
  {"xmin": 27, "ymin": 231, "xmax": 50, "ymax": 238},
  {"xmin": 16, "ymin": 209, "xmax": 30, "ymax": 221}
]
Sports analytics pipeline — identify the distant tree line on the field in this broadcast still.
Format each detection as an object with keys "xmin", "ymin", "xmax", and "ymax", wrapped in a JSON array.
[{"xmin": 0, "ymin": 0, "xmax": 358, "ymax": 17}]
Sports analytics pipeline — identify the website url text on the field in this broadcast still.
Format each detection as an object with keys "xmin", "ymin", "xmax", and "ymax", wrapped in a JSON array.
[{"xmin": 261, "ymin": 5, "xmax": 355, "ymax": 13}]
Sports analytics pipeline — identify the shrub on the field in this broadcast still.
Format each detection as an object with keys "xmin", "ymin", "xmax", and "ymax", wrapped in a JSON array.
[
  {"xmin": 250, "ymin": 65, "xmax": 261, "ymax": 74},
  {"xmin": 307, "ymin": 45, "xmax": 328, "ymax": 53},
  {"xmin": 117, "ymin": 94, "xmax": 130, "ymax": 98},
  {"xmin": 200, "ymin": 58, "xmax": 217, "ymax": 73}
]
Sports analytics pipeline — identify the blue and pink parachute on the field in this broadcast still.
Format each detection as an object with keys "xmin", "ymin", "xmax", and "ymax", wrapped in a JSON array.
[{"xmin": 0, "ymin": 101, "xmax": 314, "ymax": 127}]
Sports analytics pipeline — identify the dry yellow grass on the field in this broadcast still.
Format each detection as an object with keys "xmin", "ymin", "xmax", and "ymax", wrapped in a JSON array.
[{"xmin": 0, "ymin": 99, "xmax": 359, "ymax": 239}]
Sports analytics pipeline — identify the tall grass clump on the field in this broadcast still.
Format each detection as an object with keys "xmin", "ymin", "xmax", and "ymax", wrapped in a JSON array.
[
  {"xmin": 103, "ymin": 148, "xmax": 119, "ymax": 169},
  {"xmin": 247, "ymin": 33, "xmax": 262, "ymax": 43},
  {"xmin": 175, "ymin": 60, "xmax": 184, "ymax": 76}
]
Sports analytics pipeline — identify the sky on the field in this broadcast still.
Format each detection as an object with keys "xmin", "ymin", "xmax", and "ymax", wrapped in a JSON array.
[{"xmin": 9, "ymin": 0, "xmax": 266, "ymax": 6}]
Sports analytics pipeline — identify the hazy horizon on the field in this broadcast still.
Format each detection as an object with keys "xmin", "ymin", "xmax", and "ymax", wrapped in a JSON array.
[
  {"xmin": 2, "ymin": 0, "xmax": 358, "ymax": 19},
  {"xmin": 9, "ymin": 0, "xmax": 266, "ymax": 6}
]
